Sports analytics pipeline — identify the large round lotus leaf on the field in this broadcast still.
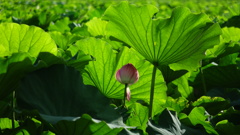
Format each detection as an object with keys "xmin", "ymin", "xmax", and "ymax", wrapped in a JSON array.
[
  {"xmin": 103, "ymin": 2, "xmax": 221, "ymax": 68},
  {"xmin": 0, "ymin": 23, "xmax": 57, "ymax": 57}
]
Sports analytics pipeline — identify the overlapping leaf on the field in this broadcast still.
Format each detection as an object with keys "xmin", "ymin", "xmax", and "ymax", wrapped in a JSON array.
[
  {"xmin": 0, "ymin": 23, "xmax": 58, "ymax": 99},
  {"xmin": 0, "ymin": 53, "xmax": 35, "ymax": 99},
  {"xmin": 103, "ymin": 2, "xmax": 221, "ymax": 69},
  {"xmin": 192, "ymin": 96, "xmax": 230, "ymax": 115},
  {"xmin": 157, "ymin": 65, "xmax": 187, "ymax": 84},
  {"xmin": 49, "ymin": 31, "xmax": 82, "ymax": 50},
  {"xmin": 126, "ymin": 103, "xmax": 148, "ymax": 132},
  {"xmin": 188, "ymin": 107, "xmax": 219, "ymax": 135},
  {"xmin": 194, "ymin": 64, "xmax": 240, "ymax": 88},
  {"xmin": 86, "ymin": 17, "xmax": 108, "ymax": 37},
  {"xmin": 75, "ymin": 37, "xmax": 167, "ymax": 102},
  {"xmin": 215, "ymin": 120, "xmax": 240, "ymax": 135},
  {"xmin": 0, "ymin": 118, "xmax": 19, "ymax": 130},
  {"xmin": 147, "ymin": 109, "xmax": 204, "ymax": 135},
  {"xmin": 48, "ymin": 17, "xmax": 71, "ymax": 33},
  {"xmin": 17, "ymin": 65, "xmax": 110, "ymax": 117},
  {"xmin": 17, "ymin": 64, "xmax": 132, "ymax": 134},
  {"xmin": 54, "ymin": 114, "xmax": 122, "ymax": 135},
  {"xmin": 206, "ymin": 27, "xmax": 240, "ymax": 58},
  {"xmin": 0, "ymin": 23, "xmax": 57, "ymax": 57},
  {"xmin": 164, "ymin": 97, "xmax": 188, "ymax": 113},
  {"xmin": 172, "ymin": 73, "xmax": 194, "ymax": 100}
]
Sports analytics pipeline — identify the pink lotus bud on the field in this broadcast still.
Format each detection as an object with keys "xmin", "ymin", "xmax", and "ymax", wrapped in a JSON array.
[
  {"xmin": 116, "ymin": 63, "xmax": 139, "ymax": 85},
  {"xmin": 126, "ymin": 86, "xmax": 131, "ymax": 101}
]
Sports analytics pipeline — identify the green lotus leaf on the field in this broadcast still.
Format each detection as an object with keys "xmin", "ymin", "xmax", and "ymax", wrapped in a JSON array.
[
  {"xmin": 54, "ymin": 114, "xmax": 122, "ymax": 135},
  {"xmin": 218, "ymin": 53, "xmax": 239, "ymax": 66},
  {"xmin": 188, "ymin": 107, "xmax": 219, "ymax": 135},
  {"xmin": 17, "ymin": 64, "xmax": 131, "ymax": 134},
  {"xmin": 16, "ymin": 129, "xmax": 30, "ymax": 135},
  {"xmin": 215, "ymin": 120, "xmax": 240, "ymax": 135},
  {"xmin": 172, "ymin": 73, "xmax": 195, "ymax": 100},
  {"xmin": 41, "ymin": 131, "xmax": 55, "ymax": 135},
  {"xmin": 49, "ymin": 31, "xmax": 82, "ymax": 50},
  {"xmin": 0, "ymin": 56, "xmax": 60, "ymax": 101},
  {"xmin": 207, "ymin": 88, "xmax": 240, "ymax": 107},
  {"xmin": 75, "ymin": 38, "xmax": 167, "ymax": 104},
  {"xmin": 206, "ymin": 27, "xmax": 240, "ymax": 58},
  {"xmin": 147, "ymin": 109, "xmax": 204, "ymax": 135},
  {"xmin": 210, "ymin": 107, "xmax": 240, "ymax": 127},
  {"xmin": 0, "ymin": 118, "xmax": 19, "ymax": 130},
  {"xmin": 86, "ymin": 17, "xmax": 108, "ymax": 37},
  {"xmin": 157, "ymin": 65, "xmax": 187, "ymax": 84},
  {"xmin": 0, "ymin": 23, "xmax": 57, "ymax": 57},
  {"xmin": 192, "ymin": 96, "xmax": 230, "ymax": 115},
  {"xmin": 0, "ymin": 52, "xmax": 90, "ymax": 101},
  {"xmin": 0, "ymin": 53, "xmax": 63, "ymax": 100},
  {"xmin": 126, "ymin": 103, "xmax": 148, "ymax": 133},
  {"xmin": 164, "ymin": 97, "xmax": 188, "ymax": 113},
  {"xmin": 221, "ymin": 15, "xmax": 240, "ymax": 28},
  {"xmin": 168, "ymin": 54, "xmax": 204, "ymax": 71},
  {"xmin": 66, "ymin": 50, "xmax": 93, "ymax": 72},
  {"xmin": 0, "ymin": 53, "xmax": 35, "ymax": 99},
  {"xmin": 48, "ymin": 17, "xmax": 71, "ymax": 33},
  {"xmin": 228, "ymin": 3, "xmax": 240, "ymax": 16},
  {"xmin": 193, "ymin": 64, "xmax": 240, "ymax": 89},
  {"xmin": 17, "ymin": 65, "xmax": 111, "ymax": 117},
  {"xmin": 103, "ymin": 2, "xmax": 221, "ymax": 68}
]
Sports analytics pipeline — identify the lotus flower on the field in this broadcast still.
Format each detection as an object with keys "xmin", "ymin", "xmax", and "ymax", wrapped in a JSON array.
[
  {"xmin": 116, "ymin": 63, "xmax": 139, "ymax": 102},
  {"xmin": 116, "ymin": 63, "xmax": 139, "ymax": 85}
]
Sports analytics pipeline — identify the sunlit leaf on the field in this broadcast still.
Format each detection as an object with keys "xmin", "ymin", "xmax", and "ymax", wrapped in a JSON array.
[
  {"xmin": 0, "ymin": 23, "xmax": 58, "ymax": 99},
  {"xmin": 42, "ymin": 131, "xmax": 56, "ymax": 135},
  {"xmin": 0, "ymin": 118, "xmax": 19, "ymax": 130},
  {"xmin": 147, "ymin": 109, "xmax": 204, "ymax": 135},
  {"xmin": 48, "ymin": 17, "xmax": 71, "ymax": 33},
  {"xmin": 0, "ymin": 23, "xmax": 57, "ymax": 57},
  {"xmin": 49, "ymin": 31, "xmax": 82, "ymax": 50},
  {"xmin": 228, "ymin": 3, "xmax": 240, "ymax": 16},
  {"xmin": 104, "ymin": 2, "xmax": 221, "ymax": 69},
  {"xmin": 192, "ymin": 96, "xmax": 230, "ymax": 115},
  {"xmin": 206, "ymin": 27, "xmax": 240, "ymax": 58},
  {"xmin": 126, "ymin": 103, "xmax": 148, "ymax": 132},
  {"xmin": 17, "ymin": 64, "xmax": 129, "ymax": 133},
  {"xmin": 188, "ymin": 107, "xmax": 219, "ymax": 135},
  {"xmin": 54, "ymin": 114, "xmax": 122, "ymax": 135},
  {"xmin": 86, "ymin": 17, "xmax": 108, "ymax": 37},
  {"xmin": 172, "ymin": 73, "xmax": 194, "ymax": 100},
  {"xmin": 75, "ymin": 38, "xmax": 167, "ymax": 104},
  {"xmin": 164, "ymin": 97, "xmax": 189, "ymax": 113},
  {"xmin": 16, "ymin": 129, "xmax": 30, "ymax": 135}
]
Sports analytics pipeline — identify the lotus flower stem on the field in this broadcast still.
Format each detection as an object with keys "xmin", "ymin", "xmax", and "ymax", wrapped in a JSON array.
[
  {"xmin": 149, "ymin": 65, "xmax": 157, "ymax": 119},
  {"xmin": 123, "ymin": 84, "xmax": 128, "ymax": 107}
]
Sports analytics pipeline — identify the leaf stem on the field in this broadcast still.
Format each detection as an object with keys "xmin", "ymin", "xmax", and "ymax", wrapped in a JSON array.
[
  {"xmin": 12, "ymin": 90, "xmax": 15, "ymax": 129},
  {"xmin": 149, "ymin": 65, "xmax": 157, "ymax": 119},
  {"xmin": 123, "ymin": 84, "xmax": 128, "ymax": 107}
]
